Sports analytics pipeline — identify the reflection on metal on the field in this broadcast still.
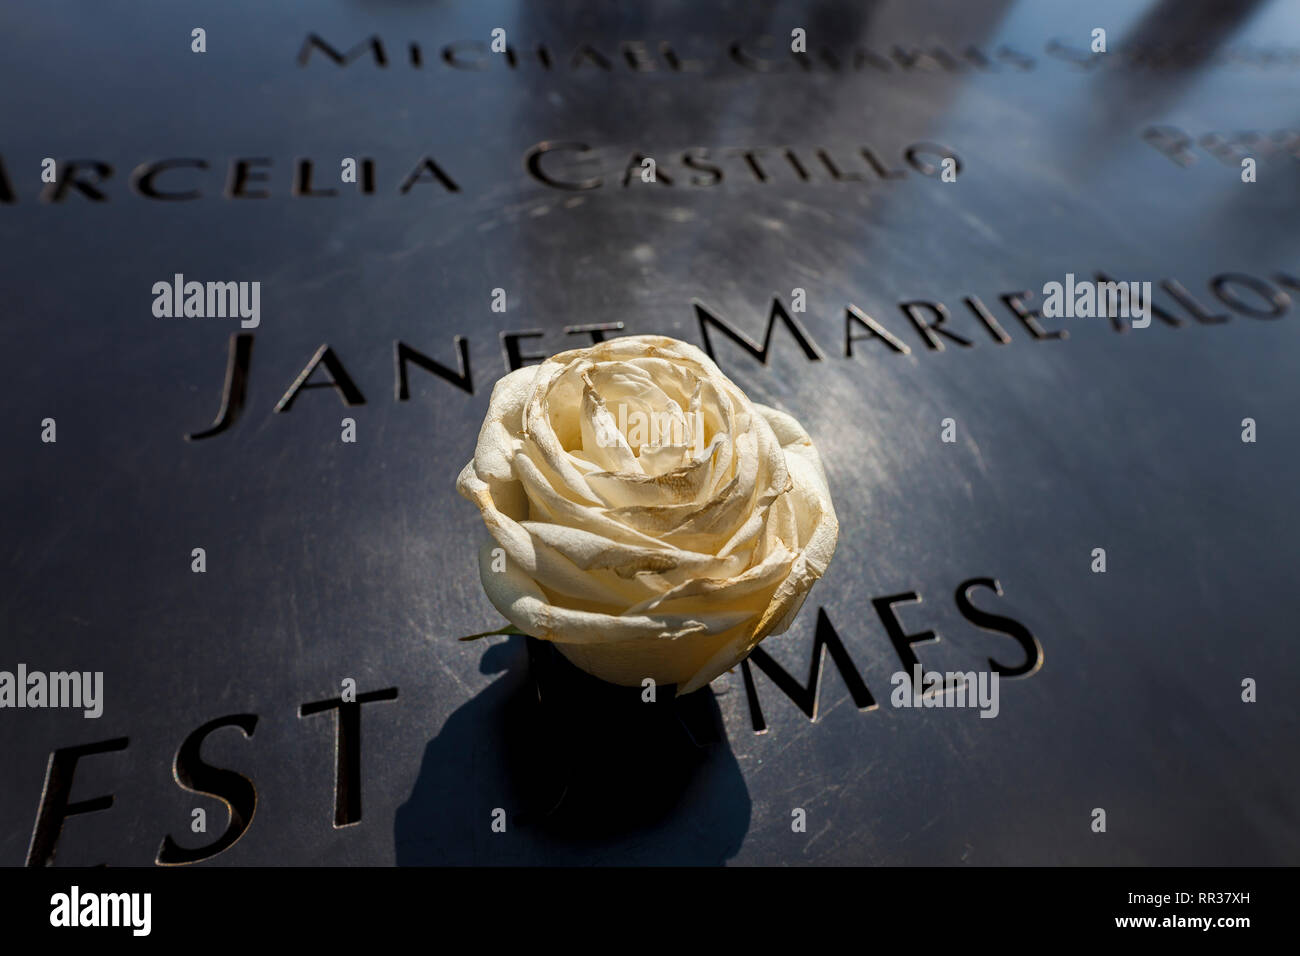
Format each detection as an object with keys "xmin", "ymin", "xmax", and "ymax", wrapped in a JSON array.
[{"xmin": 1, "ymin": 0, "xmax": 1298, "ymax": 866}]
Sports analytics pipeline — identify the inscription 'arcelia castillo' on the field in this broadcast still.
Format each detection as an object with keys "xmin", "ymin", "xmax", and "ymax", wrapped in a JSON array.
[
  {"xmin": 0, "ymin": 140, "xmax": 955, "ymax": 203},
  {"xmin": 184, "ymin": 268, "xmax": 1296, "ymax": 441}
]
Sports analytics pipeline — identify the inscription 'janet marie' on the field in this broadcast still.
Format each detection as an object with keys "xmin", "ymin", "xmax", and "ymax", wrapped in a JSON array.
[{"xmin": 182, "ymin": 266, "xmax": 1295, "ymax": 441}]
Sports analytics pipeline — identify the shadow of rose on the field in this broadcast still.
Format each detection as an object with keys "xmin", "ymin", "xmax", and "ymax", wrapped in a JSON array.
[{"xmin": 394, "ymin": 635, "xmax": 751, "ymax": 864}]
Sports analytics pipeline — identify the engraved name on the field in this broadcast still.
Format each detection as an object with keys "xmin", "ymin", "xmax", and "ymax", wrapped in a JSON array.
[{"xmin": 184, "ymin": 267, "xmax": 1295, "ymax": 440}]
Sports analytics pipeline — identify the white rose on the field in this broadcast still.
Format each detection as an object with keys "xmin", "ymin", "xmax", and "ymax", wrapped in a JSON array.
[{"xmin": 457, "ymin": 334, "xmax": 838, "ymax": 694}]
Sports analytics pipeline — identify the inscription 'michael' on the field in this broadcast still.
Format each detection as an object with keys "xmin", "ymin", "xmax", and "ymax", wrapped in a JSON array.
[
  {"xmin": 298, "ymin": 33, "xmax": 1038, "ymax": 75},
  {"xmin": 184, "ymin": 268, "xmax": 1296, "ymax": 441},
  {"xmin": 298, "ymin": 33, "xmax": 1300, "ymax": 76}
]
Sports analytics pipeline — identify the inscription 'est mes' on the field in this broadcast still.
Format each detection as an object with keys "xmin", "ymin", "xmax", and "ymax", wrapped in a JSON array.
[{"xmin": 26, "ymin": 579, "xmax": 1040, "ymax": 866}]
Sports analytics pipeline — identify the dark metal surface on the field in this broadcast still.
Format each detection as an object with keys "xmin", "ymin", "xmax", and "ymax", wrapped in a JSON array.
[{"xmin": 2, "ymin": 0, "xmax": 1298, "ymax": 865}]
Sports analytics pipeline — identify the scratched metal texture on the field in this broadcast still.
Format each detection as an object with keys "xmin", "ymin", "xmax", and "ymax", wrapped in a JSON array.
[{"xmin": 0, "ymin": 0, "xmax": 1298, "ymax": 865}]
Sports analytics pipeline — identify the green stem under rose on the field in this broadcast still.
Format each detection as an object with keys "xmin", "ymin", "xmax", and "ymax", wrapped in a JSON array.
[{"xmin": 458, "ymin": 623, "xmax": 525, "ymax": 642}]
